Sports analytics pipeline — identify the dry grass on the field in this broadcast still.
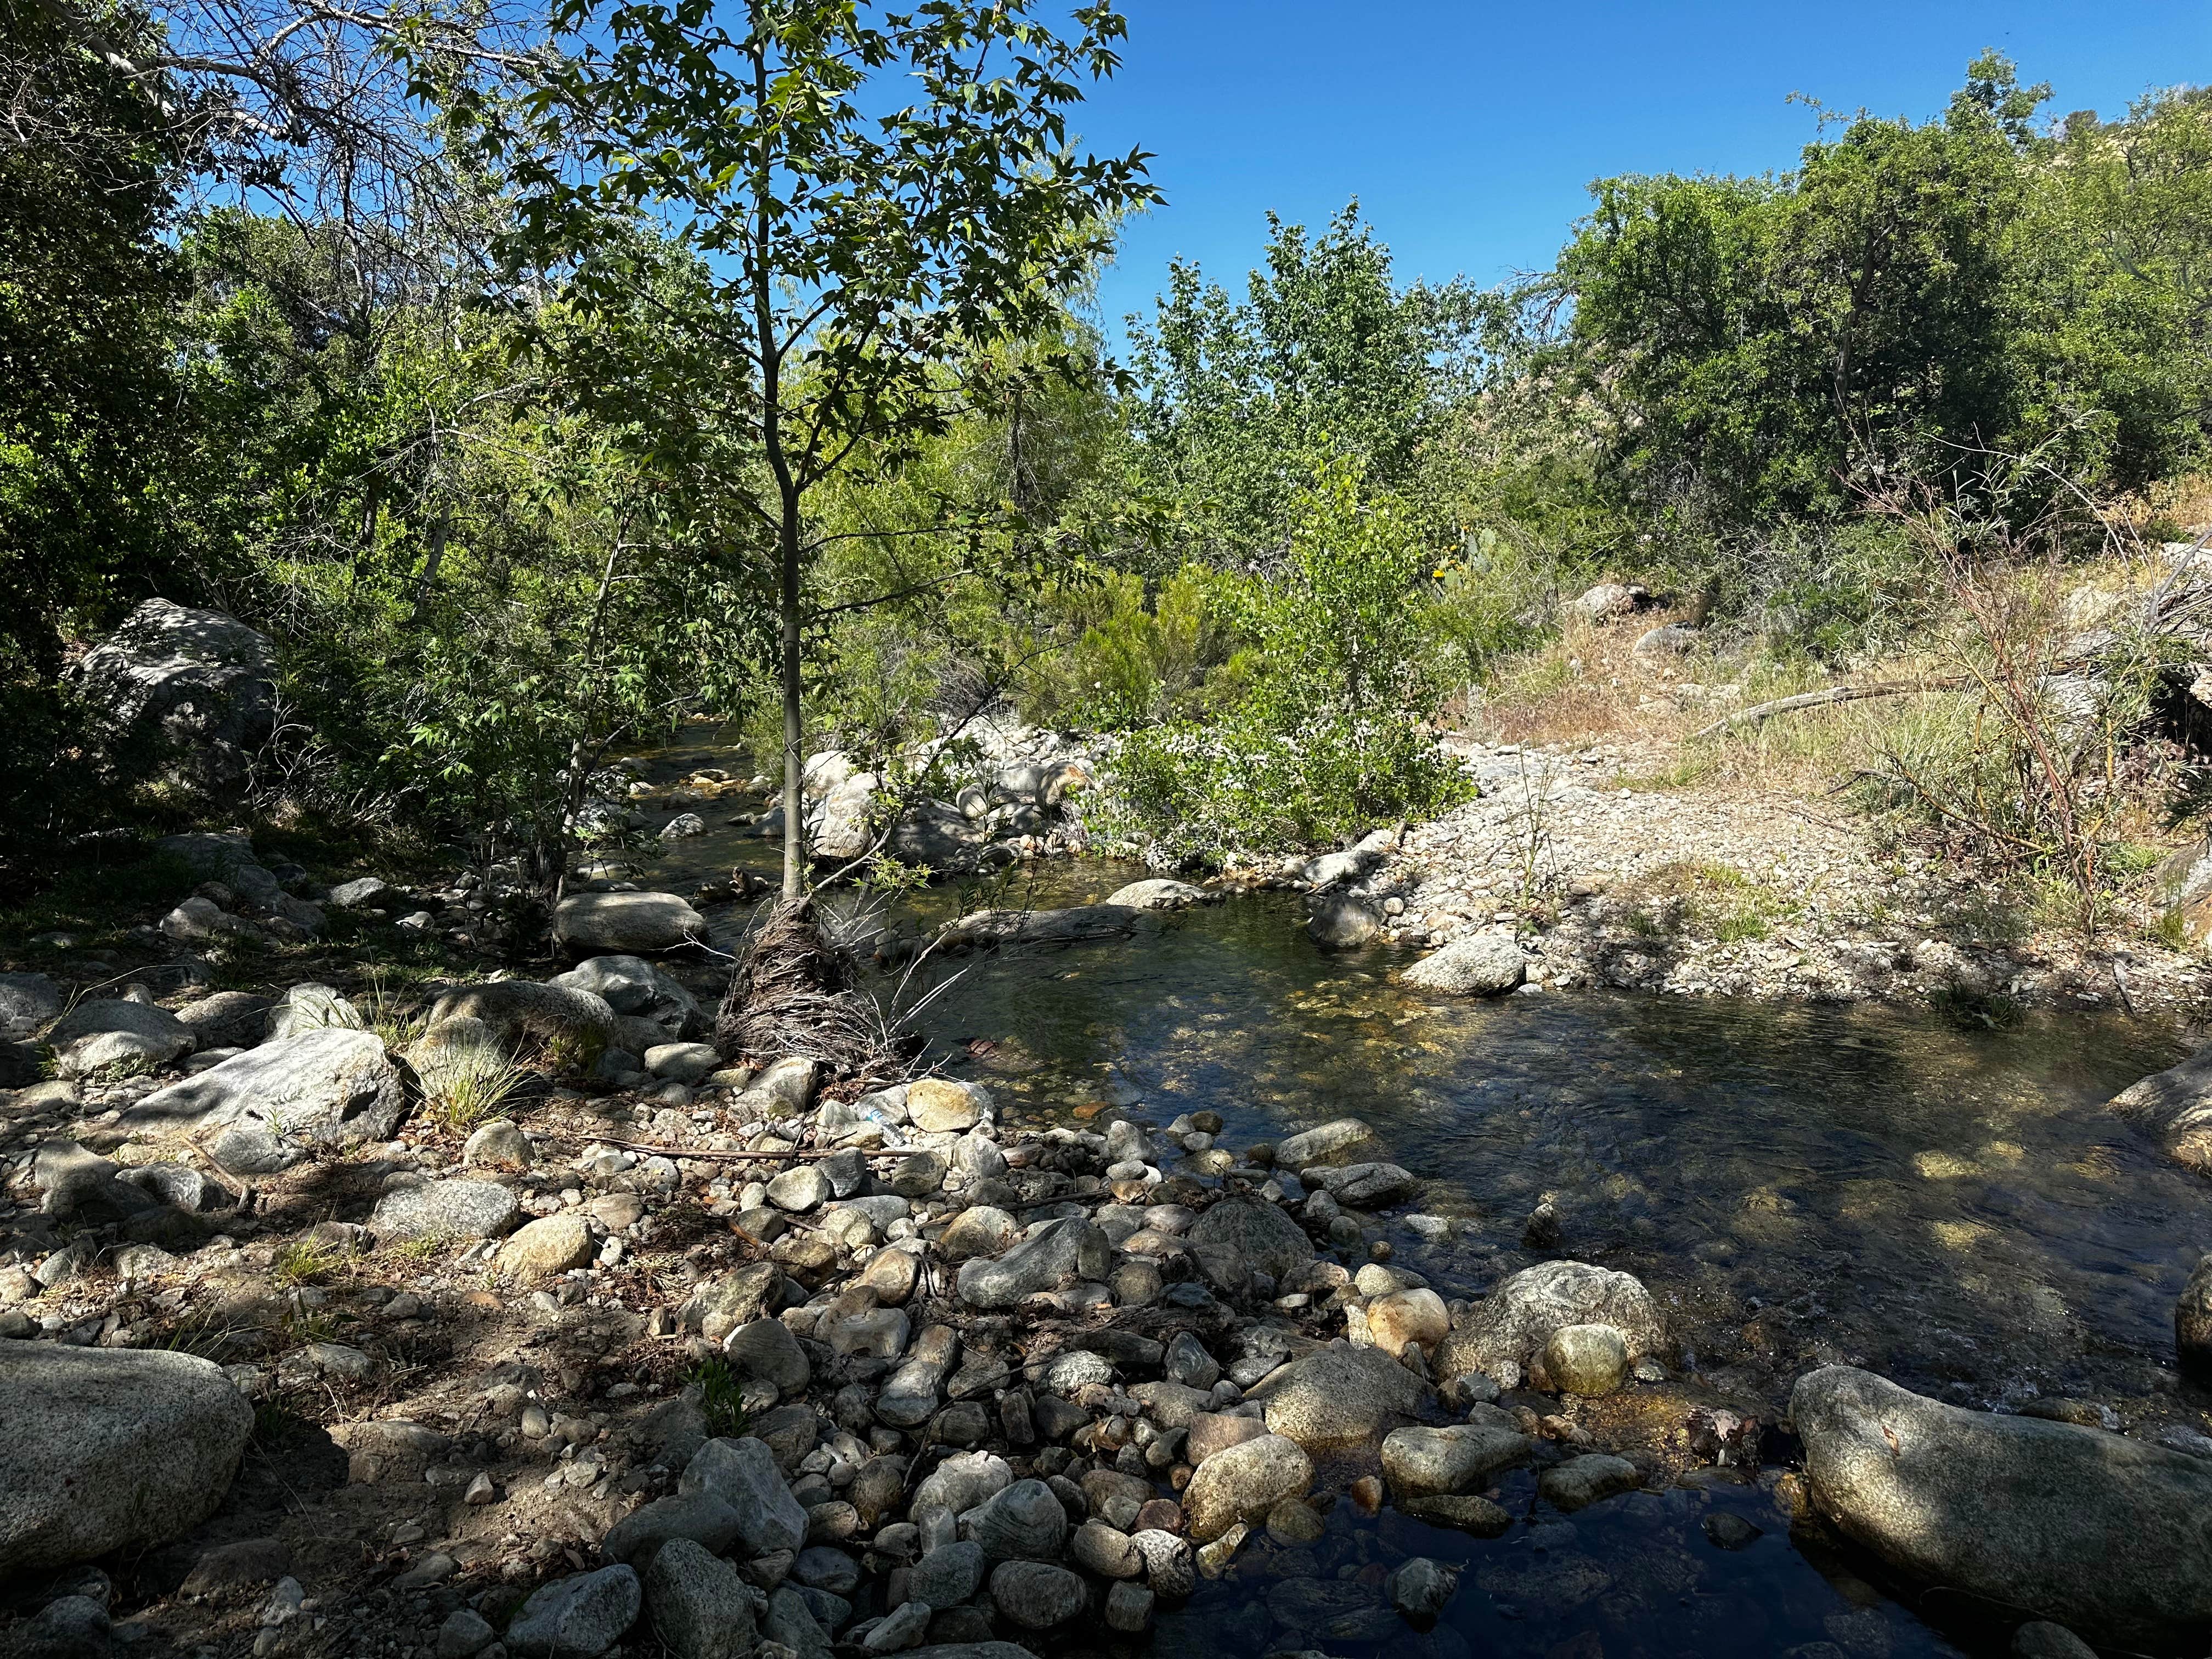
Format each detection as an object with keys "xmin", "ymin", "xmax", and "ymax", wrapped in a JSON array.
[{"xmin": 712, "ymin": 896, "xmax": 910, "ymax": 1093}]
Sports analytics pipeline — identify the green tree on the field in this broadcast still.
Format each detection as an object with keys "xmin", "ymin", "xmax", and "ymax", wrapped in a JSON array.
[
  {"xmin": 1125, "ymin": 202, "xmax": 1481, "ymax": 563},
  {"xmin": 445, "ymin": 0, "xmax": 1157, "ymax": 895}
]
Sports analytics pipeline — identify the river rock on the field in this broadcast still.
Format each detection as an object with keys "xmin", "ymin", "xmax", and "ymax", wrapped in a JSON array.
[
  {"xmin": 1310, "ymin": 1161, "xmax": 1419, "ymax": 1208},
  {"xmin": 1307, "ymin": 894, "xmax": 1381, "ymax": 949},
  {"xmin": 550, "ymin": 955, "xmax": 699, "ymax": 1035},
  {"xmin": 1389, "ymin": 1556, "xmax": 1461, "ymax": 1620},
  {"xmin": 601, "ymin": 1492, "xmax": 744, "ymax": 1567},
  {"xmin": 464, "ymin": 1118, "xmax": 531, "ymax": 1169},
  {"xmin": 878, "ymin": 1327, "xmax": 961, "ymax": 1427},
  {"xmin": 1276, "ymin": 1117, "xmax": 1374, "ymax": 1167},
  {"xmin": 643, "ymin": 1539, "xmax": 755, "ymax": 1659},
  {"xmin": 1402, "ymin": 934, "xmax": 1526, "ymax": 996},
  {"xmin": 681, "ymin": 1438, "xmax": 808, "ymax": 1555},
  {"xmin": 1380, "ymin": 1425, "xmax": 1532, "ymax": 1498},
  {"xmin": 646, "ymin": 1042, "xmax": 721, "ymax": 1083},
  {"xmin": 1069, "ymin": 1519, "xmax": 1142, "ymax": 1578},
  {"xmin": 2110, "ymin": 1041, "xmax": 2212, "ymax": 1173},
  {"xmin": 1542, "ymin": 1323, "xmax": 1629, "ymax": 1395},
  {"xmin": 0, "ymin": 972, "xmax": 63, "ymax": 1038},
  {"xmin": 2011, "ymin": 1623, "xmax": 2098, "ymax": 1659},
  {"xmin": 554, "ymin": 891, "xmax": 708, "ymax": 956},
  {"xmin": 767, "ymin": 1165, "xmax": 831, "ymax": 1211},
  {"xmin": 506, "ymin": 1565, "xmax": 640, "ymax": 1658},
  {"xmin": 1188, "ymin": 1195, "xmax": 1315, "ymax": 1282},
  {"xmin": 1364, "ymin": 1288, "xmax": 1449, "ymax": 1357},
  {"xmin": 1538, "ymin": 1453, "xmax": 1640, "ymax": 1511},
  {"xmin": 1397, "ymin": 1494, "xmax": 1513, "ymax": 1536},
  {"xmin": 911, "ymin": 1448, "xmax": 1009, "ymax": 1515},
  {"xmin": 1791, "ymin": 1364, "xmax": 2212, "ymax": 1644},
  {"xmin": 956, "ymin": 1216, "xmax": 1098, "ymax": 1309},
  {"xmin": 1104, "ymin": 1580, "xmax": 1154, "ymax": 1633},
  {"xmin": 909, "ymin": 1540, "xmax": 985, "ymax": 1608},
  {"xmin": 46, "ymin": 998, "xmax": 194, "ymax": 1078},
  {"xmin": 1186, "ymin": 1412, "xmax": 1269, "ymax": 1465},
  {"xmin": 121, "ymin": 1028, "xmax": 404, "ymax": 1172},
  {"xmin": 266, "ymin": 981, "xmax": 359, "ymax": 1038},
  {"xmin": 939, "ymin": 1205, "xmax": 1017, "ymax": 1260},
  {"xmin": 940, "ymin": 906, "xmax": 1138, "ymax": 950},
  {"xmin": 499, "ymin": 1215, "xmax": 596, "ymax": 1280},
  {"xmin": 970, "ymin": 1477, "xmax": 1067, "ymax": 1561},
  {"xmin": 1164, "ymin": 1331, "xmax": 1221, "ymax": 1391},
  {"xmin": 1, "ymin": 1344, "xmax": 255, "ymax": 1571},
  {"xmin": 78, "ymin": 599, "xmax": 276, "ymax": 788},
  {"xmin": 988, "ymin": 1561, "xmax": 1088, "ymax": 1629},
  {"xmin": 727, "ymin": 1318, "xmax": 812, "ymax": 1393},
  {"xmin": 371, "ymin": 1178, "xmax": 521, "ymax": 1241},
  {"xmin": 1182, "ymin": 1433, "xmax": 1312, "ymax": 1542},
  {"xmin": 907, "ymin": 1077, "xmax": 989, "ymax": 1133},
  {"xmin": 686, "ymin": 1262, "xmax": 783, "ymax": 1344},
  {"xmin": 1436, "ymin": 1260, "xmax": 1663, "ymax": 1382},
  {"xmin": 1253, "ymin": 1344, "xmax": 1430, "ymax": 1451},
  {"xmin": 1104, "ymin": 879, "xmax": 1210, "ymax": 911},
  {"xmin": 2179, "ymin": 1254, "xmax": 2212, "ymax": 1377}
]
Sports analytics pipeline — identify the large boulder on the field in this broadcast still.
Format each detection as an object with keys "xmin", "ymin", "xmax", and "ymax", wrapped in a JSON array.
[
  {"xmin": 1435, "ymin": 1261, "xmax": 1663, "ymax": 1384},
  {"xmin": 0, "ymin": 1344, "xmax": 255, "ymax": 1571},
  {"xmin": 2107, "ymin": 1045, "xmax": 2212, "ymax": 1173},
  {"xmin": 548, "ymin": 956, "xmax": 701, "ymax": 1039},
  {"xmin": 1402, "ymin": 934, "xmax": 1526, "ymax": 996},
  {"xmin": 1306, "ymin": 894, "xmax": 1381, "ymax": 950},
  {"xmin": 1104, "ymin": 879, "xmax": 1212, "ymax": 911},
  {"xmin": 939, "ymin": 906, "xmax": 1139, "ymax": 951},
  {"xmin": 119, "ymin": 1028, "xmax": 405, "ymax": 1174},
  {"xmin": 2179, "ymin": 1253, "xmax": 2212, "ymax": 1378},
  {"xmin": 956, "ymin": 1217, "xmax": 1104, "ymax": 1310},
  {"xmin": 808, "ymin": 771, "xmax": 882, "ymax": 862},
  {"xmin": 1188, "ymin": 1196, "xmax": 1314, "ymax": 1283},
  {"xmin": 1181, "ymin": 1433, "xmax": 1312, "ymax": 1542},
  {"xmin": 370, "ymin": 1178, "xmax": 522, "ymax": 1241},
  {"xmin": 1249, "ymin": 1344, "xmax": 1430, "ymax": 1453},
  {"xmin": 1791, "ymin": 1365, "xmax": 2212, "ymax": 1645},
  {"xmin": 1381, "ymin": 1425, "xmax": 1532, "ymax": 1498},
  {"xmin": 0, "ymin": 972, "xmax": 63, "ymax": 1039},
  {"xmin": 154, "ymin": 833, "xmax": 325, "ymax": 932},
  {"xmin": 44, "ymin": 998, "xmax": 194, "ymax": 1078},
  {"xmin": 77, "ymin": 600, "xmax": 275, "ymax": 789},
  {"xmin": 428, "ymin": 980, "xmax": 619, "ymax": 1052},
  {"xmin": 555, "ymin": 892, "xmax": 708, "ymax": 957}
]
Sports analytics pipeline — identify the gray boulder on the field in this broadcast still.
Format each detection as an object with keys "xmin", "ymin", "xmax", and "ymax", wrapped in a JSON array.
[
  {"xmin": 1251, "ymin": 1345, "xmax": 1429, "ymax": 1452},
  {"xmin": 1435, "ymin": 1260, "xmax": 1664, "ymax": 1383},
  {"xmin": 987, "ymin": 1561, "xmax": 1088, "ymax": 1629},
  {"xmin": 173, "ymin": 990, "xmax": 273, "ymax": 1047},
  {"xmin": 154, "ymin": 833, "xmax": 325, "ymax": 931},
  {"xmin": 1537, "ymin": 1453, "xmax": 1640, "ymax": 1511},
  {"xmin": 602, "ymin": 1492, "xmax": 744, "ymax": 1567},
  {"xmin": 1306, "ymin": 893, "xmax": 1381, "ymax": 949},
  {"xmin": 1181, "ymin": 1432, "xmax": 1312, "ymax": 1542},
  {"xmin": 2179, "ymin": 1253, "xmax": 2212, "ymax": 1377},
  {"xmin": 1310, "ymin": 1161, "xmax": 1419, "ymax": 1208},
  {"xmin": 725, "ymin": 1317, "xmax": 811, "ymax": 1393},
  {"xmin": 1389, "ymin": 1557, "xmax": 1461, "ymax": 1620},
  {"xmin": 1792, "ymin": 1364, "xmax": 2212, "ymax": 1644},
  {"xmin": 1304, "ymin": 830, "xmax": 1392, "ymax": 889},
  {"xmin": 554, "ymin": 892, "xmax": 707, "ymax": 957},
  {"xmin": 0, "ymin": 972, "xmax": 63, "ymax": 1039},
  {"xmin": 680, "ymin": 1437, "xmax": 807, "ymax": 1555},
  {"xmin": 0, "ymin": 1344, "xmax": 254, "ymax": 1571},
  {"xmin": 1104, "ymin": 878, "xmax": 1212, "ymax": 911},
  {"xmin": 940, "ymin": 905, "xmax": 1139, "ymax": 951},
  {"xmin": 505, "ymin": 1565, "xmax": 641, "ymax": 1659},
  {"xmin": 370, "ymin": 1178, "xmax": 521, "ymax": 1241},
  {"xmin": 2108, "ymin": 1045, "xmax": 2212, "ymax": 1174},
  {"xmin": 45, "ymin": 998, "xmax": 194, "ymax": 1078},
  {"xmin": 1188, "ymin": 1196, "xmax": 1314, "ymax": 1283},
  {"xmin": 428, "ymin": 980, "xmax": 618, "ymax": 1051},
  {"xmin": 549, "ymin": 955, "xmax": 700, "ymax": 1036},
  {"xmin": 1402, "ymin": 934, "xmax": 1526, "ymax": 996},
  {"xmin": 119, "ymin": 1028, "xmax": 404, "ymax": 1173},
  {"xmin": 266, "ymin": 982, "xmax": 360, "ymax": 1039},
  {"xmin": 956, "ymin": 1216, "xmax": 1102, "ymax": 1309},
  {"xmin": 645, "ymin": 1538, "xmax": 758, "ymax": 1659},
  {"xmin": 969, "ymin": 1477, "xmax": 1068, "ymax": 1562},
  {"xmin": 1276, "ymin": 1116, "xmax": 1373, "ymax": 1167},
  {"xmin": 1380, "ymin": 1425, "xmax": 1532, "ymax": 1498},
  {"xmin": 77, "ymin": 600, "xmax": 275, "ymax": 788}
]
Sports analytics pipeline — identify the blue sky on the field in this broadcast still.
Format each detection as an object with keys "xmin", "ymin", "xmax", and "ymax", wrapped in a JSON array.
[{"xmin": 1071, "ymin": 0, "xmax": 2208, "ymax": 341}]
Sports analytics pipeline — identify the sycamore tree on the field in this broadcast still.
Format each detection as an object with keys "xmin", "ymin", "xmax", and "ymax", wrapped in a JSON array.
[{"xmin": 441, "ymin": 0, "xmax": 1156, "ymax": 894}]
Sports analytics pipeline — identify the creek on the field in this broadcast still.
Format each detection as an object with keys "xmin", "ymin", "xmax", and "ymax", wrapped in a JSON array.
[{"xmin": 633, "ymin": 737, "xmax": 2211, "ymax": 1658}]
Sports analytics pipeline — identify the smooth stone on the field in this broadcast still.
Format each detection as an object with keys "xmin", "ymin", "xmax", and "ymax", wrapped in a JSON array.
[
  {"xmin": 726, "ymin": 1318, "xmax": 812, "ymax": 1393},
  {"xmin": 1389, "ymin": 1556, "xmax": 1462, "ymax": 1620},
  {"xmin": 1401, "ymin": 934, "xmax": 1526, "ymax": 996},
  {"xmin": 498, "ymin": 1215, "xmax": 596, "ymax": 1281},
  {"xmin": 1364, "ymin": 1288, "xmax": 1449, "ymax": 1357},
  {"xmin": 1537, "ymin": 1453, "xmax": 1640, "ymax": 1511},
  {"xmin": 1251, "ymin": 1344, "xmax": 1430, "ymax": 1451},
  {"xmin": 1181, "ymin": 1433, "xmax": 1312, "ymax": 1543},
  {"xmin": 1396, "ymin": 1494, "xmax": 1513, "ymax": 1536},
  {"xmin": 986, "ymin": 1560, "xmax": 1087, "ymax": 1629},
  {"xmin": 369, "ymin": 1178, "xmax": 522, "ymax": 1242},
  {"xmin": 907, "ymin": 1540, "xmax": 984, "ymax": 1609},
  {"xmin": 1542, "ymin": 1323, "xmax": 1630, "ymax": 1396},
  {"xmin": 1381, "ymin": 1425, "xmax": 1533, "ymax": 1498}
]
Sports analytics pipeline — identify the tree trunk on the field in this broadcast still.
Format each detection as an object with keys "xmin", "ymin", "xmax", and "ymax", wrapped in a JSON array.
[{"xmin": 780, "ymin": 497, "xmax": 805, "ymax": 898}]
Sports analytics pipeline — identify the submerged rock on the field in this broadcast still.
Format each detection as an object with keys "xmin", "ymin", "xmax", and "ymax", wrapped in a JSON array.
[
  {"xmin": 940, "ymin": 906, "xmax": 1139, "ymax": 951},
  {"xmin": 1306, "ymin": 893, "xmax": 1381, "ymax": 950},
  {"xmin": 1435, "ymin": 1260, "xmax": 1663, "ymax": 1384},
  {"xmin": 1791, "ymin": 1364, "xmax": 2212, "ymax": 1644},
  {"xmin": 1401, "ymin": 933, "xmax": 1526, "ymax": 995}
]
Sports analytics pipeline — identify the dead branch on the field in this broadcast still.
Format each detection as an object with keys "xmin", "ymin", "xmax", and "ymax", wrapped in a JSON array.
[{"xmin": 1691, "ymin": 676, "xmax": 1973, "ymax": 742}]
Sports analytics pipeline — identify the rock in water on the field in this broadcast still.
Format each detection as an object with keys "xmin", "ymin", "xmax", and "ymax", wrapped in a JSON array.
[
  {"xmin": 504, "ymin": 1565, "xmax": 641, "ymax": 1658},
  {"xmin": 1542, "ymin": 1323, "xmax": 1629, "ymax": 1395},
  {"xmin": 1274, "ymin": 1117, "xmax": 1373, "ymax": 1167},
  {"xmin": 1401, "ymin": 934, "xmax": 1526, "ymax": 996},
  {"xmin": 1790, "ymin": 1365, "xmax": 2212, "ymax": 1644},
  {"xmin": 554, "ymin": 892, "xmax": 708, "ymax": 956},
  {"xmin": 1104, "ymin": 878, "xmax": 1212, "ymax": 911},
  {"xmin": 1307, "ymin": 894, "xmax": 1381, "ymax": 950},
  {"xmin": 76, "ymin": 599, "xmax": 275, "ymax": 789},
  {"xmin": 1380, "ymin": 1425, "xmax": 1532, "ymax": 1498},
  {"xmin": 2179, "ymin": 1254, "xmax": 2212, "ymax": 1378},
  {"xmin": 2109, "ymin": 1045, "xmax": 2212, "ymax": 1174},
  {"xmin": 118, "ymin": 1028, "xmax": 404, "ymax": 1173},
  {"xmin": 1435, "ymin": 1260, "xmax": 1663, "ymax": 1383},
  {"xmin": 0, "ymin": 1345, "xmax": 254, "ymax": 1571},
  {"xmin": 1181, "ymin": 1434, "xmax": 1313, "ymax": 1542}
]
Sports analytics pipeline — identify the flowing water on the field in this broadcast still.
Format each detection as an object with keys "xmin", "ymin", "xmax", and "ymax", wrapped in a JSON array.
[{"xmin": 630, "ymin": 736, "xmax": 2212, "ymax": 1658}]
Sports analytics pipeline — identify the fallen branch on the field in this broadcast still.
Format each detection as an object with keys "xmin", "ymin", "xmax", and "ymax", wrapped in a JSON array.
[
  {"xmin": 1691, "ymin": 676, "xmax": 1972, "ymax": 742},
  {"xmin": 561, "ymin": 1137, "xmax": 851, "ymax": 1163}
]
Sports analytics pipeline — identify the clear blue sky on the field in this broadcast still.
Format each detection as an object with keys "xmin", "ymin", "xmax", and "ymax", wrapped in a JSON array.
[{"xmin": 1071, "ymin": 0, "xmax": 2208, "ymax": 342}]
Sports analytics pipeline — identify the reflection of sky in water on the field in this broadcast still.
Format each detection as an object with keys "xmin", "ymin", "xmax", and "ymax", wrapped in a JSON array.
[{"xmin": 628, "ymin": 735, "xmax": 2208, "ymax": 1657}]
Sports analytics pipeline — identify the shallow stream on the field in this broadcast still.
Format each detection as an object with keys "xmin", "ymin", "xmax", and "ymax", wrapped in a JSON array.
[{"xmin": 629, "ymin": 737, "xmax": 2212, "ymax": 1658}]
